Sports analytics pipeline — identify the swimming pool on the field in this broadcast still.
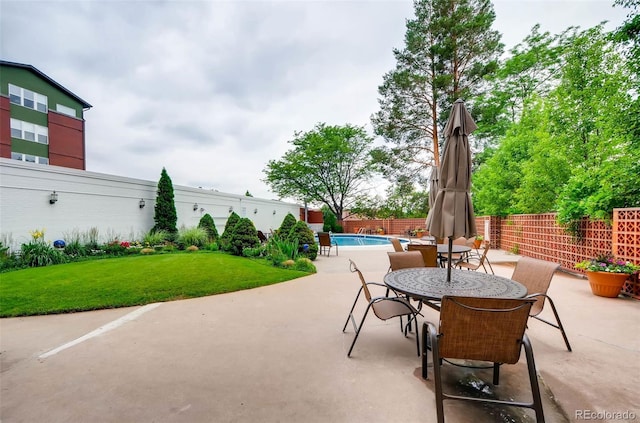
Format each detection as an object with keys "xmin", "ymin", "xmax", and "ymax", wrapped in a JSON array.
[{"xmin": 318, "ymin": 234, "xmax": 409, "ymax": 247}]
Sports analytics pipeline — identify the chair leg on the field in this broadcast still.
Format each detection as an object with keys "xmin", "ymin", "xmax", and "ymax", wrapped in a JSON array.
[
  {"xmin": 347, "ymin": 305, "xmax": 373, "ymax": 357},
  {"xmin": 430, "ymin": 327, "xmax": 445, "ymax": 423},
  {"xmin": 523, "ymin": 334, "xmax": 545, "ymax": 423},
  {"xmin": 342, "ymin": 287, "xmax": 364, "ymax": 332},
  {"xmin": 532, "ymin": 296, "xmax": 572, "ymax": 352},
  {"xmin": 492, "ymin": 362, "xmax": 501, "ymax": 385}
]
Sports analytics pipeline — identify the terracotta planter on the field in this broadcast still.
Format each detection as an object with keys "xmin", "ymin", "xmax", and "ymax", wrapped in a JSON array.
[
  {"xmin": 415, "ymin": 231, "xmax": 424, "ymax": 238},
  {"xmin": 473, "ymin": 239, "xmax": 482, "ymax": 249},
  {"xmin": 586, "ymin": 271, "xmax": 629, "ymax": 298}
]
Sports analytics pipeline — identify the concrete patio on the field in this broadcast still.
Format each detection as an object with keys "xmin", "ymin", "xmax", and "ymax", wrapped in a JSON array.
[{"xmin": 1, "ymin": 247, "xmax": 638, "ymax": 422}]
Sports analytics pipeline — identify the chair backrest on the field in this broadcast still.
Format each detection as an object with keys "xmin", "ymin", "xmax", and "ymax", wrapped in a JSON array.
[
  {"xmin": 318, "ymin": 232, "xmax": 332, "ymax": 246},
  {"xmin": 406, "ymin": 244, "xmax": 438, "ymax": 267},
  {"xmin": 477, "ymin": 243, "xmax": 491, "ymax": 264},
  {"xmin": 452, "ymin": 237, "xmax": 468, "ymax": 246},
  {"xmin": 438, "ymin": 296, "xmax": 535, "ymax": 364},
  {"xmin": 390, "ymin": 238, "xmax": 405, "ymax": 252},
  {"xmin": 387, "ymin": 251, "xmax": 426, "ymax": 271},
  {"xmin": 349, "ymin": 259, "xmax": 372, "ymax": 302},
  {"xmin": 511, "ymin": 257, "xmax": 559, "ymax": 316}
]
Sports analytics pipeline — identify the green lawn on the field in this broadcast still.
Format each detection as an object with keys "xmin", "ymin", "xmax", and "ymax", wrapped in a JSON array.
[{"xmin": 0, "ymin": 252, "xmax": 310, "ymax": 317}]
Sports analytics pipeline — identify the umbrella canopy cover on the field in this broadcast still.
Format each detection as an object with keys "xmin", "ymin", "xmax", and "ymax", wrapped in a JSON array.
[
  {"xmin": 428, "ymin": 165, "xmax": 439, "ymax": 210},
  {"xmin": 426, "ymin": 99, "xmax": 477, "ymax": 240}
]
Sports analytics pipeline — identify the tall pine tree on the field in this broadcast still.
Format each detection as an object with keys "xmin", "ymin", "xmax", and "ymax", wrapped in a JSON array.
[{"xmin": 371, "ymin": 0, "xmax": 502, "ymax": 184}]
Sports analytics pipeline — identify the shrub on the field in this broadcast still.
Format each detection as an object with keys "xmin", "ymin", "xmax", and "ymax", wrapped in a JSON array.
[
  {"xmin": 282, "ymin": 259, "xmax": 295, "ymax": 267},
  {"xmin": 278, "ymin": 213, "xmax": 297, "ymax": 237},
  {"xmin": 143, "ymin": 229, "xmax": 168, "ymax": 246},
  {"xmin": 219, "ymin": 212, "xmax": 240, "ymax": 252},
  {"xmin": 287, "ymin": 221, "xmax": 318, "ymax": 261},
  {"xmin": 242, "ymin": 246, "xmax": 264, "ymax": 258},
  {"xmin": 141, "ymin": 248, "xmax": 155, "ymax": 254},
  {"xmin": 0, "ymin": 242, "xmax": 21, "ymax": 272},
  {"xmin": 205, "ymin": 242, "xmax": 219, "ymax": 251},
  {"xmin": 198, "ymin": 213, "xmax": 219, "ymax": 242},
  {"xmin": 63, "ymin": 240, "xmax": 88, "ymax": 258},
  {"xmin": 177, "ymin": 226, "xmax": 208, "ymax": 249},
  {"xmin": 20, "ymin": 229, "xmax": 68, "ymax": 267},
  {"xmin": 186, "ymin": 245, "xmax": 199, "ymax": 252},
  {"xmin": 82, "ymin": 227, "xmax": 100, "ymax": 250},
  {"xmin": 293, "ymin": 257, "xmax": 317, "ymax": 273},
  {"xmin": 229, "ymin": 218, "xmax": 260, "ymax": 256},
  {"xmin": 102, "ymin": 241, "xmax": 127, "ymax": 256},
  {"xmin": 162, "ymin": 244, "xmax": 177, "ymax": 253},
  {"xmin": 265, "ymin": 235, "xmax": 298, "ymax": 266}
]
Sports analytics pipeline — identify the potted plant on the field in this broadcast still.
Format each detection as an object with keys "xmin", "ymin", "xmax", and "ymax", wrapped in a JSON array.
[
  {"xmin": 473, "ymin": 235, "xmax": 484, "ymax": 249},
  {"xmin": 415, "ymin": 228, "xmax": 424, "ymax": 238},
  {"xmin": 576, "ymin": 254, "xmax": 640, "ymax": 298},
  {"xmin": 377, "ymin": 227, "xmax": 385, "ymax": 235}
]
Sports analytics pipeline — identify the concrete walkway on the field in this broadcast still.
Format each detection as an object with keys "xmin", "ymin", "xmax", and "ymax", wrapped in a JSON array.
[{"xmin": 1, "ymin": 247, "xmax": 638, "ymax": 422}]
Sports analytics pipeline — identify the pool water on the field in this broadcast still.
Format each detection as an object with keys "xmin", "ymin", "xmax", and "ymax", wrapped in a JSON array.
[{"xmin": 319, "ymin": 234, "xmax": 409, "ymax": 247}]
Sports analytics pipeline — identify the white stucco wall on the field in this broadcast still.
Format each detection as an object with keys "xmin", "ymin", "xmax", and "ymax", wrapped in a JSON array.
[{"xmin": 0, "ymin": 159, "xmax": 301, "ymax": 250}]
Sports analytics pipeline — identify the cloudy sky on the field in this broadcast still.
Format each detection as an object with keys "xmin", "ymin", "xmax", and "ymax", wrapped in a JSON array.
[{"xmin": 1, "ymin": 0, "xmax": 629, "ymax": 200}]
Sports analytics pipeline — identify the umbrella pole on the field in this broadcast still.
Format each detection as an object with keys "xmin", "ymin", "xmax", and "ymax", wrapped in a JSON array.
[{"xmin": 447, "ymin": 237, "xmax": 453, "ymax": 282}]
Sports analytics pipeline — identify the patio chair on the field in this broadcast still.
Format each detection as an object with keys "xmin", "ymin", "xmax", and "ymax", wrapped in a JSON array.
[
  {"xmin": 422, "ymin": 296, "xmax": 544, "ymax": 423},
  {"xmin": 390, "ymin": 238, "xmax": 405, "ymax": 252},
  {"xmin": 511, "ymin": 257, "xmax": 572, "ymax": 352},
  {"xmin": 406, "ymin": 244, "xmax": 438, "ymax": 267},
  {"xmin": 455, "ymin": 243, "xmax": 494, "ymax": 274},
  {"xmin": 317, "ymin": 232, "xmax": 338, "ymax": 256},
  {"xmin": 387, "ymin": 251, "xmax": 426, "ymax": 272},
  {"xmin": 342, "ymin": 260, "xmax": 422, "ymax": 357}
]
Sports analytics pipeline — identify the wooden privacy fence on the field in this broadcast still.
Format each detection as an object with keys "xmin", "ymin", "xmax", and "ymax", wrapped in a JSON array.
[{"xmin": 342, "ymin": 208, "xmax": 640, "ymax": 299}]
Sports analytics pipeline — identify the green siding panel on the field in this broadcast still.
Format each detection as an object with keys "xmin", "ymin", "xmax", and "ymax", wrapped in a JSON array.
[
  {"xmin": 0, "ymin": 66, "xmax": 85, "ymax": 119},
  {"xmin": 11, "ymin": 138, "xmax": 49, "ymax": 157}
]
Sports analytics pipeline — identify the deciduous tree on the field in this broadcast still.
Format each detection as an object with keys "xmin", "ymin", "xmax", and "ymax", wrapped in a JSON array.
[{"xmin": 263, "ymin": 123, "xmax": 377, "ymax": 223}]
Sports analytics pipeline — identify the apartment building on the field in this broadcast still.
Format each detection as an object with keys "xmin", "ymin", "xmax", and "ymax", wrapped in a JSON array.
[{"xmin": 0, "ymin": 60, "xmax": 92, "ymax": 170}]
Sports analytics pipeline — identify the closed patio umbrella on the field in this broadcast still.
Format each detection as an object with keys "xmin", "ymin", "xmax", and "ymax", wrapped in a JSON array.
[
  {"xmin": 426, "ymin": 99, "xmax": 477, "ymax": 281},
  {"xmin": 428, "ymin": 165, "xmax": 439, "ymax": 209}
]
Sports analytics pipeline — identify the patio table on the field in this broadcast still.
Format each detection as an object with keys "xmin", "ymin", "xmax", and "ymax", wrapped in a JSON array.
[
  {"xmin": 384, "ymin": 267, "xmax": 527, "ymax": 311},
  {"xmin": 436, "ymin": 244, "xmax": 472, "ymax": 267}
]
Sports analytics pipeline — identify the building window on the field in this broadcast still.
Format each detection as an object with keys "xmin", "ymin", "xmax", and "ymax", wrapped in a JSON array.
[
  {"xmin": 10, "ymin": 118, "xmax": 48, "ymax": 144},
  {"xmin": 11, "ymin": 152, "xmax": 49, "ymax": 165},
  {"xmin": 7, "ymin": 84, "xmax": 48, "ymax": 113},
  {"xmin": 56, "ymin": 104, "xmax": 77, "ymax": 117}
]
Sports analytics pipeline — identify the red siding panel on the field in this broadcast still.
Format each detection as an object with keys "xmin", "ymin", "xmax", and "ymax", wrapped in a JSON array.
[
  {"xmin": 47, "ymin": 110, "xmax": 85, "ymax": 170},
  {"xmin": 0, "ymin": 96, "xmax": 11, "ymax": 159}
]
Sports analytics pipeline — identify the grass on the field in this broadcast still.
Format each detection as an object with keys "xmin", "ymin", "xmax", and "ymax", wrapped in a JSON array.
[{"xmin": 0, "ymin": 252, "xmax": 310, "ymax": 317}]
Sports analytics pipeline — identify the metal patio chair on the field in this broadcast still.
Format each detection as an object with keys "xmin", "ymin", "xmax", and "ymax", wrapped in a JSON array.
[
  {"xmin": 407, "ymin": 244, "xmax": 438, "ymax": 267},
  {"xmin": 342, "ymin": 260, "xmax": 422, "ymax": 357},
  {"xmin": 511, "ymin": 257, "xmax": 572, "ymax": 351},
  {"xmin": 390, "ymin": 238, "xmax": 405, "ymax": 252},
  {"xmin": 422, "ymin": 296, "xmax": 545, "ymax": 423},
  {"xmin": 455, "ymin": 243, "xmax": 494, "ymax": 274},
  {"xmin": 317, "ymin": 232, "xmax": 338, "ymax": 256}
]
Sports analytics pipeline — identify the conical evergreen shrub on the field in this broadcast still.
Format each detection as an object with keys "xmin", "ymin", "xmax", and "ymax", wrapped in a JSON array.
[
  {"xmin": 230, "ymin": 218, "xmax": 260, "ymax": 256},
  {"xmin": 278, "ymin": 213, "xmax": 297, "ymax": 237},
  {"xmin": 219, "ymin": 212, "xmax": 240, "ymax": 251},
  {"xmin": 288, "ymin": 220, "xmax": 318, "ymax": 261},
  {"xmin": 198, "ymin": 213, "xmax": 219, "ymax": 242}
]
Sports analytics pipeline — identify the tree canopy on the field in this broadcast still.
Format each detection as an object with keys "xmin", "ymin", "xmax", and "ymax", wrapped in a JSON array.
[
  {"xmin": 263, "ymin": 123, "xmax": 377, "ymax": 221},
  {"xmin": 472, "ymin": 23, "xmax": 640, "ymax": 234}
]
